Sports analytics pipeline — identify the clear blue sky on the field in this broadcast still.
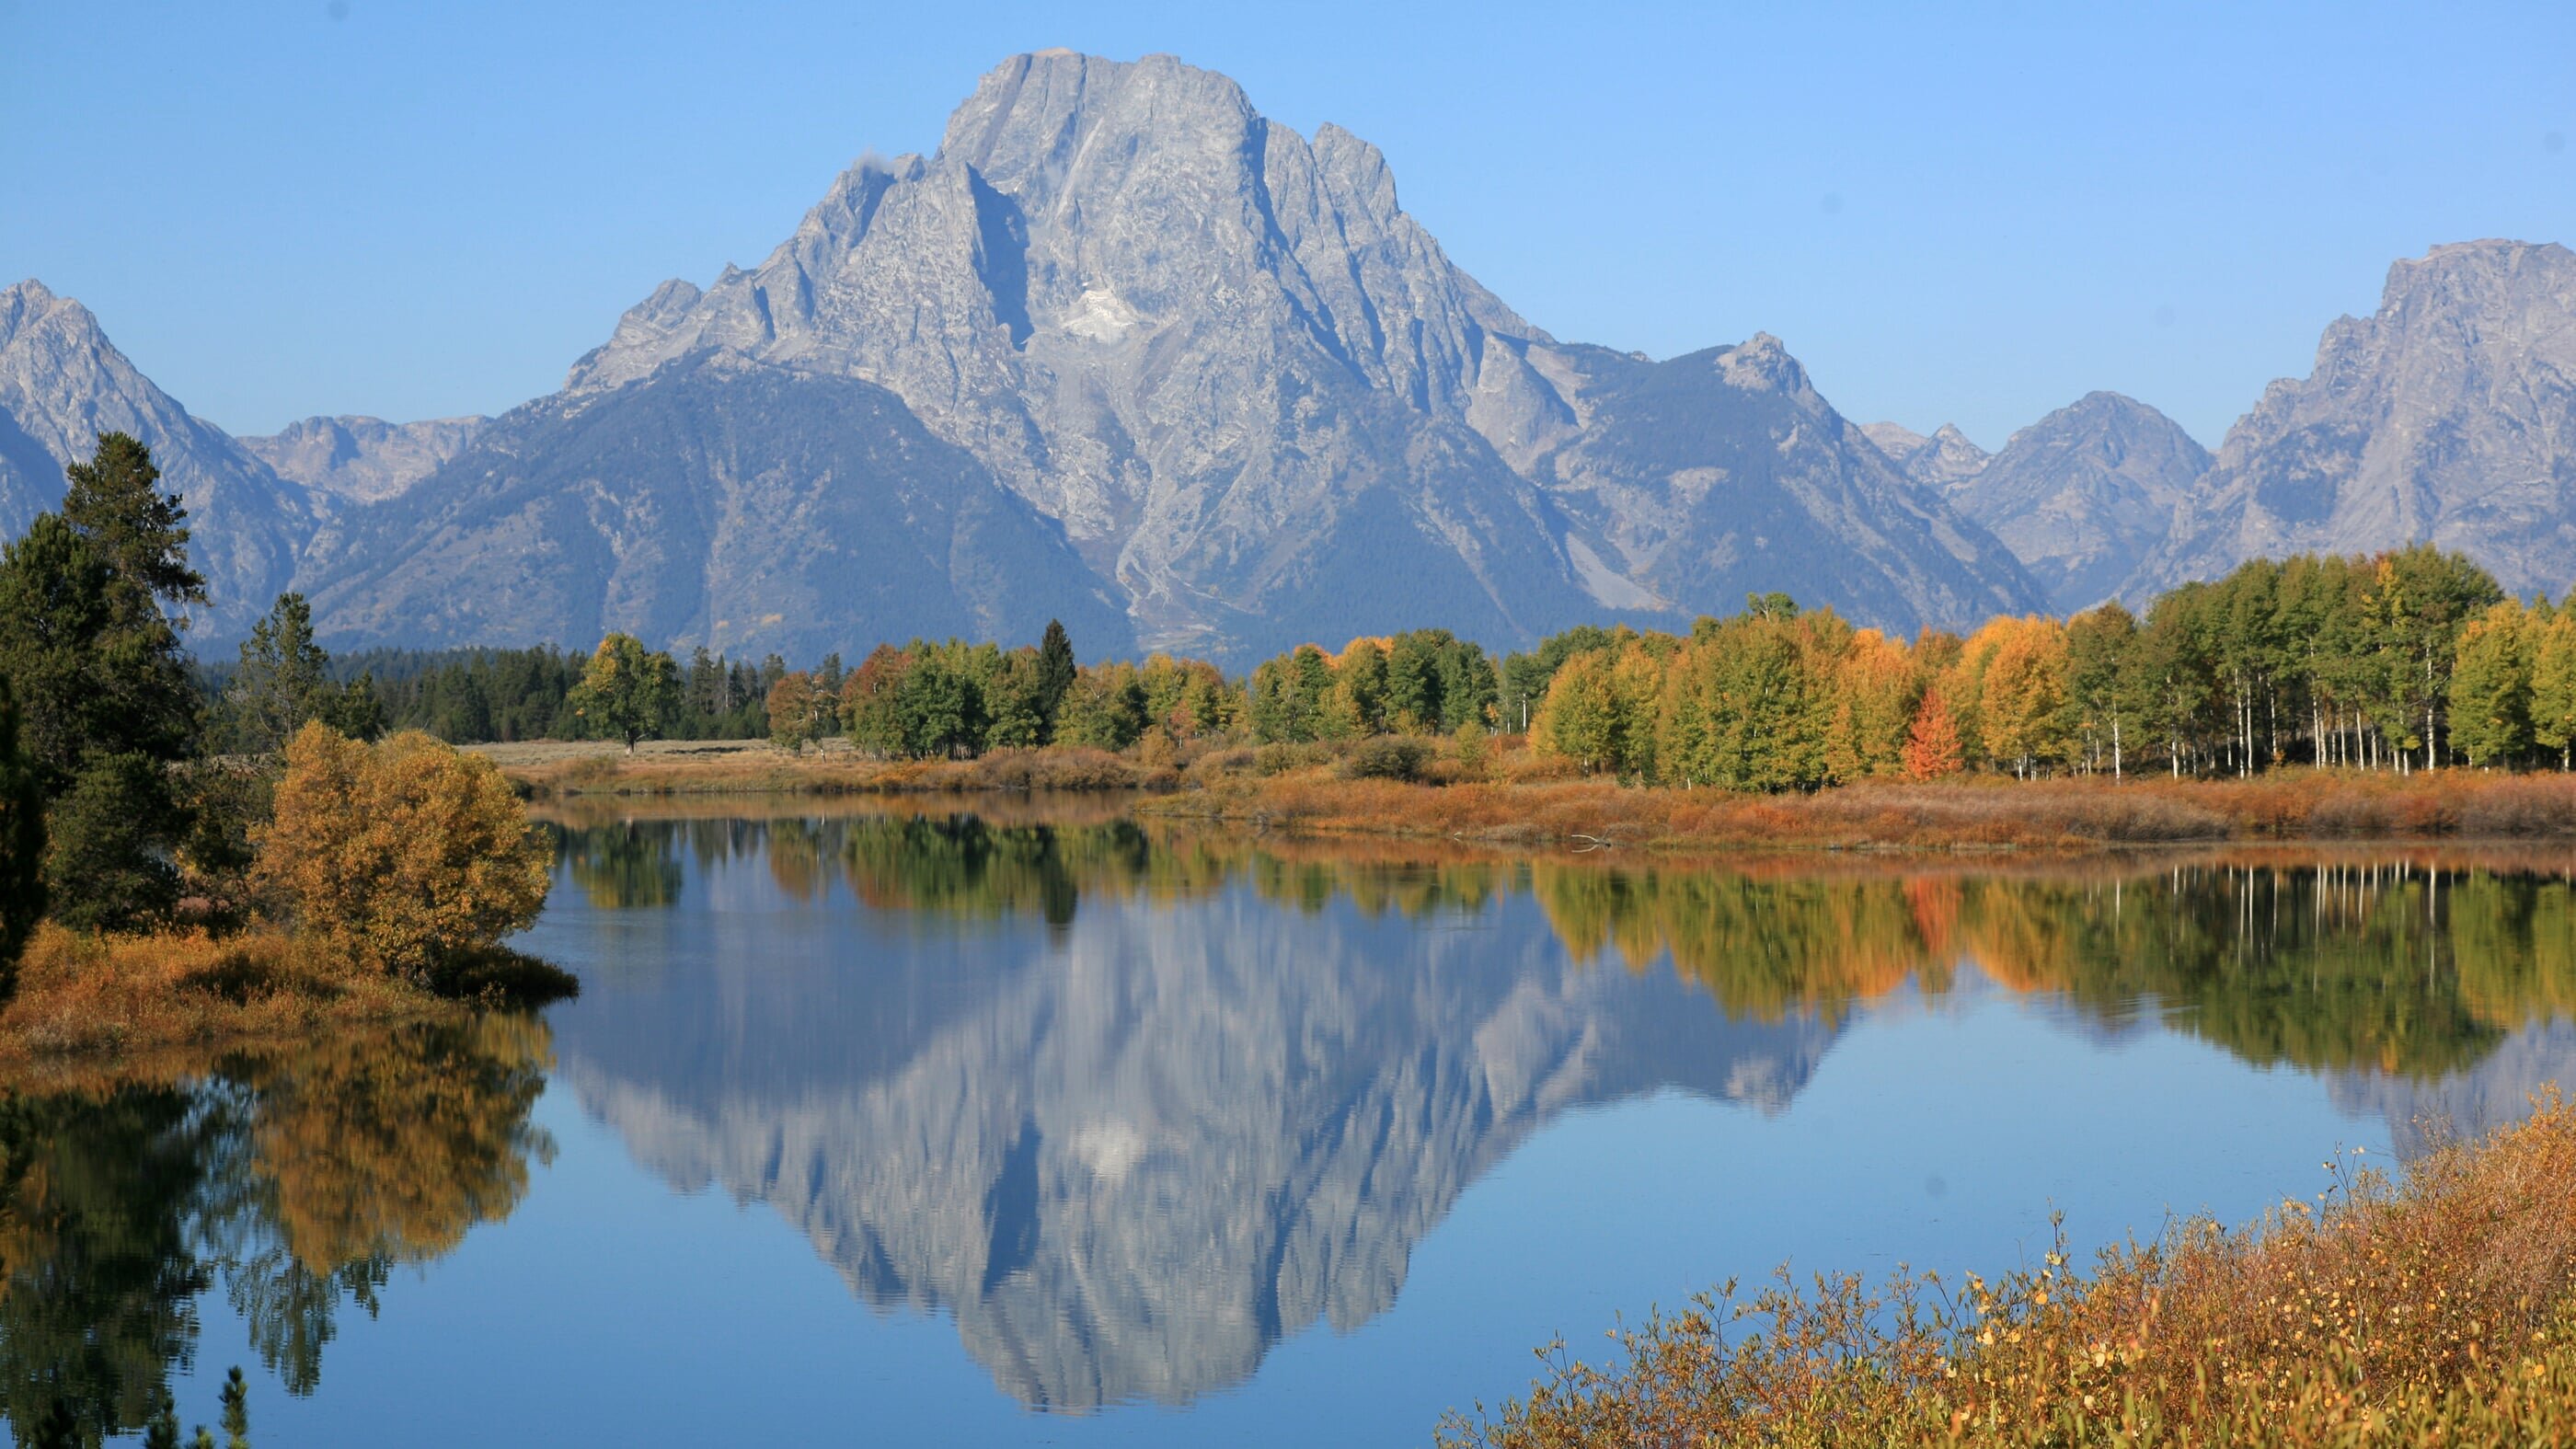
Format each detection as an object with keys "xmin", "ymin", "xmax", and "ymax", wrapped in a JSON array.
[{"xmin": 4, "ymin": 1, "xmax": 2570, "ymax": 447}]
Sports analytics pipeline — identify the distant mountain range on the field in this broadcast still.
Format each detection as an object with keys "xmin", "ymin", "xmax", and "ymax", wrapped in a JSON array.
[{"xmin": 5, "ymin": 52, "xmax": 2573, "ymax": 660}]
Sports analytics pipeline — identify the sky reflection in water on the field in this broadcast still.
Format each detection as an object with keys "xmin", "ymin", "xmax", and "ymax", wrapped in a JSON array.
[{"xmin": 10, "ymin": 806, "xmax": 2576, "ymax": 1446}]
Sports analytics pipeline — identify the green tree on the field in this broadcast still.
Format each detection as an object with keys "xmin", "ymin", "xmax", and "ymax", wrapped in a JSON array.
[
  {"xmin": 0, "ymin": 677, "xmax": 41, "ymax": 988},
  {"xmin": 1535, "ymin": 650, "xmax": 1621, "ymax": 774},
  {"xmin": 217, "ymin": 1365, "xmax": 247, "ymax": 1449},
  {"xmin": 61, "ymin": 431, "xmax": 205, "ymax": 619},
  {"xmin": 225, "ymin": 593, "xmax": 334, "ymax": 754},
  {"xmin": 43, "ymin": 752, "xmax": 185, "ymax": 932},
  {"xmin": 1034, "ymin": 619, "xmax": 1077, "ymax": 742},
  {"xmin": 0, "ymin": 513, "xmax": 200, "ymax": 795},
  {"xmin": 2449, "ymin": 600, "xmax": 2534, "ymax": 767},
  {"xmin": 2064, "ymin": 603, "xmax": 2142, "ymax": 776},
  {"xmin": 2533, "ymin": 612, "xmax": 2576, "ymax": 770},
  {"xmin": 569, "ymin": 634, "xmax": 679, "ymax": 753}
]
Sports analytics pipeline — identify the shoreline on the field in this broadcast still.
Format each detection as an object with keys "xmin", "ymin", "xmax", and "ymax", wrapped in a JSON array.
[
  {"xmin": 0, "ymin": 926, "xmax": 577, "ymax": 1086},
  {"xmin": 483, "ymin": 738, "xmax": 2576, "ymax": 854}
]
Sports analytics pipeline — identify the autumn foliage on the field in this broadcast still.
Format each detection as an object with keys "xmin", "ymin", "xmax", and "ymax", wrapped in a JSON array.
[
  {"xmin": 254, "ymin": 723, "xmax": 551, "ymax": 977},
  {"xmin": 1444, "ymin": 1094, "xmax": 2576, "ymax": 1448}
]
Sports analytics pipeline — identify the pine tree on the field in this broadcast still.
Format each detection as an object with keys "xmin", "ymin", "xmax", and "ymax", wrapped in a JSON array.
[
  {"xmin": 0, "ymin": 676, "xmax": 47, "ymax": 993},
  {"xmin": 219, "ymin": 1364, "xmax": 248, "ymax": 1449},
  {"xmin": 1034, "ymin": 619, "xmax": 1076, "ymax": 740},
  {"xmin": 227, "ymin": 592, "xmax": 335, "ymax": 753},
  {"xmin": 61, "ymin": 431, "xmax": 205, "ymax": 617},
  {"xmin": 144, "ymin": 1386, "xmax": 181, "ymax": 1449}
]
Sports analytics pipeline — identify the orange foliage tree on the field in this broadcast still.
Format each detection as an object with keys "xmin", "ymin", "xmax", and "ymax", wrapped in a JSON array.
[
  {"xmin": 1902, "ymin": 685, "xmax": 1966, "ymax": 780},
  {"xmin": 253, "ymin": 723, "xmax": 552, "ymax": 977}
]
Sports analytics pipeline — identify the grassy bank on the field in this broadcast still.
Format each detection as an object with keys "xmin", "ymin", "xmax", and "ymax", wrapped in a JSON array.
[
  {"xmin": 1154, "ymin": 765, "xmax": 2576, "ymax": 849},
  {"xmin": 482, "ymin": 735, "xmax": 2576, "ymax": 849},
  {"xmin": 1443, "ymin": 1095, "xmax": 2576, "ymax": 1447},
  {"xmin": 482, "ymin": 737, "xmax": 1164, "ymax": 797},
  {"xmin": 0, "ymin": 924, "xmax": 574, "ymax": 1081}
]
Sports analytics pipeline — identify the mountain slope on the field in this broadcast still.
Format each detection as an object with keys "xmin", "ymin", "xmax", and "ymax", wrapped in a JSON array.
[
  {"xmin": 1948, "ymin": 392, "xmax": 2210, "ymax": 613},
  {"xmin": 295, "ymin": 355, "xmax": 1133, "ymax": 660},
  {"xmin": 538, "ymin": 51, "xmax": 2039, "ymax": 657},
  {"xmin": 241, "ymin": 413, "xmax": 486, "ymax": 503},
  {"xmin": 1862, "ymin": 420, "xmax": 1992, "ymax": 491},
  {"xmin": 0, "ymin": 280, "xmax": 318, "ymax": 634},
  {"xmin": 2131, "ymin": 240, "xmax": 2576, "ymax": 601},
  {"xmin": 1509, "ymin": 337, "xmax": 2045, "ymax": 629}
]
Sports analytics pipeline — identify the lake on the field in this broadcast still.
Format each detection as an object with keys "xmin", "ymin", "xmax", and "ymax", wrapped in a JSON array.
[{"xmin": 8, "ymin": 800, "xmax": 2576, "ymax": 1445}]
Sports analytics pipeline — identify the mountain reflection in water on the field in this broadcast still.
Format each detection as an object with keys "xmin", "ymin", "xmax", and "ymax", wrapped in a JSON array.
[
  {"xmin": 6, "ymin": 811, "xmax": 2573, "ymax": 1436},
  {"xmin": 531, "ymin": 811, "xmax": 2576, "ymax": 1410}
]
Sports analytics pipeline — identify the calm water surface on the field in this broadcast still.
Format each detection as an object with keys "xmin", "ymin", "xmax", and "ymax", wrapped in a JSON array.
[{"xmin": 12, "ymin": 802, "xmax": 2576, "ymax": 1445}]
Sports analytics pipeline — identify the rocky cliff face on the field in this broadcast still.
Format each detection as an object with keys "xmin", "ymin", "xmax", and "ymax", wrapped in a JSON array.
[
  {"xmin": 1507, "ymin": 339, "xmax": 2045, "ymax": 627},
  {"xmin": 240, "ymin": 413, "xmax": 486, "ymax": 503},
  {"xmin": 1945, "ymin": 392, "xmax": 2210, "ymax": 613},
  {"xmin": 2130, "ymin": 241, "xmax": 2576, "ymax": 602},
  {"xmin": 548, "ymin": 871, "xmax": 1833, "ymax": 1409},
  {"xmin": 295, "ymin": 354, "xmax": 1133, "ymax": 660},
  {"xmin": 0, "ymin": 280, "xmax": 318, "ymax": 634},
  {"xmin": 1862, "ymin": 420, "xmax": 1992, "ymax": 491}
]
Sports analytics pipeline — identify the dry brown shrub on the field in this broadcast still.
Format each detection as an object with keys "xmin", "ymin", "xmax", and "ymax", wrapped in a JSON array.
[{"xmin": 1446, "ymin": 1094, "xmax": 2576, "ymax": 1448}]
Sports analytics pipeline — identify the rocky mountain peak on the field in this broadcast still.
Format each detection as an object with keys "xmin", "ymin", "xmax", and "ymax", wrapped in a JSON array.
[
  {"xmin": 238, "ymin": 413, "xmax": 488, "ymax": 504},
  {"xmin": 0, "ymin": 279, "xmax": 316, "ymax": 633},
  {"xmin": 1949, "ymin": 391, "xmax": 2208, "ymax": 614},
  {"xmin": 1862, "ymin": 418, "xmax": 1992, "ymax": 491},
  {"xmin": 2127, "ymin": 238, "xmax": 2576, "ymax": 604}
]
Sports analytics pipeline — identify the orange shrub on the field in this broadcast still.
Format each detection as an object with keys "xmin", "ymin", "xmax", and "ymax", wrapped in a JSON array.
[{"xmin": 255, "ymin": 724, "xmax": 551, "ymax": 976}]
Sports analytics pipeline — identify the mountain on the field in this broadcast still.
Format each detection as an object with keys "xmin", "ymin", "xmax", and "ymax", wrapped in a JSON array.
[
  {"xmin": 1502, "ymin": 338, "xmax": 2043, "ymax": 627},
  {"xmin": 1862, "ymin": 420, "xmax": 1991, "ymax": 490},
  {"xmin": 1944, "ymin": 392, "xmax": 2210, "ymax": 614},
  {"xmin": 545, "ymin": 820, "xmax": 1834, "ymax": 1409},
  {"xmin": 2130, "ymin": 240, "xmax": 2576, "ymax": 602},
  {"xmin": 294, "ymin": 353, "xmax": 1134, "ymax": 660},
  {"xmin": 446, "ymin": 50, "xmax": 2044, "ymax": 661},
  {"xmin": 240, "ymin": 412, "xmax": 486, "ymax": 503},
  {"xmin": 0, "ymin": 280, "xmax": 318, "ymax": 635}
]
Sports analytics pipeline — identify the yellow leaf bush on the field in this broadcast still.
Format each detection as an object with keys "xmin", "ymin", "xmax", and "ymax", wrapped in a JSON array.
[{"xmin": 254, "ymin": 724, "xmax": 550, "ymax": 977}]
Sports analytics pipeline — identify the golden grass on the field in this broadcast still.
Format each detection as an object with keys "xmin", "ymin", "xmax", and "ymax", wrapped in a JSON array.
[
  {"xmin": 489, "ymin": 739, "xmax": 1163, "ymax": 797},
  {"xmin": 0, "ymin": 925, "xmax": 571, "ymax": 1084},
  {"xmin": 1443, "ymin": 1094, "xmax": 2576, "ymax": 1447},
  {"xmin": 1150, "ymin": 761, "xmax": 2576, "ymax": 851}
]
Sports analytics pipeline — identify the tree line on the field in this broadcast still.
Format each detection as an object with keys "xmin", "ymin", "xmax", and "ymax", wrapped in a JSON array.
[
  {"xmin": 1508, "ymin": 547, "xmax": 2574, "ymax": 787},
  {"xmin": 338, "ymin": 543, "xmax": 2576, "ymax": 790}
]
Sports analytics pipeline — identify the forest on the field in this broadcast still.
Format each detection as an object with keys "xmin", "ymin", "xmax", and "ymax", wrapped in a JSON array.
[{"xmin": 501, "ymin": 543, "xmax": 2574, "ymax": 788}]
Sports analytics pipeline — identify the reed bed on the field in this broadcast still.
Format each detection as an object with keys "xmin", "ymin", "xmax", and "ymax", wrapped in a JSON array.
[
  {"xmin": 1443, "ymin": 1094, "xmax": 2576, "ymax": 1447},
  {"xmin": 0, "ymin": 926, "xmax": 572, "ymax": 1077}
]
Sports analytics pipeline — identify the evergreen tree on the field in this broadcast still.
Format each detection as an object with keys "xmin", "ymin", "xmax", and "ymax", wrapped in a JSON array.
[
  {"xmin": 144, "ymin": 1387, "xmax": 181, "ymax": 1449},
  {"xmin": 1034, "ymin": 619, "xmax": 1077, "ymax": 741},
  {"xmin": 60, "ymin": 431, "xmax": 205, "ymax": 618},
  {"xmin": 0, "ymin": 676, "xmax": 46, "ymax": 992},
  {"xmin": 226, "ymin": 592, "xmax": 334, "ymax": 753},
  {"xmin": 218, "ymin": 1364, "xmax": 247, "ymax": 1449},
  {"xmin": 41, "ymin": 753, "xmax": 184, "ymax": 932}
]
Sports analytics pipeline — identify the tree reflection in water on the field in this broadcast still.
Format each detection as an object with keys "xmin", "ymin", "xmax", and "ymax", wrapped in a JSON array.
[
  {"xmin": 0, "ymin": 1014, "xmax": 553, "ymax": 1439},
  {"xmin": 538, "ymin": 808, "xmax": 2576, "ymax": 1409}
]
